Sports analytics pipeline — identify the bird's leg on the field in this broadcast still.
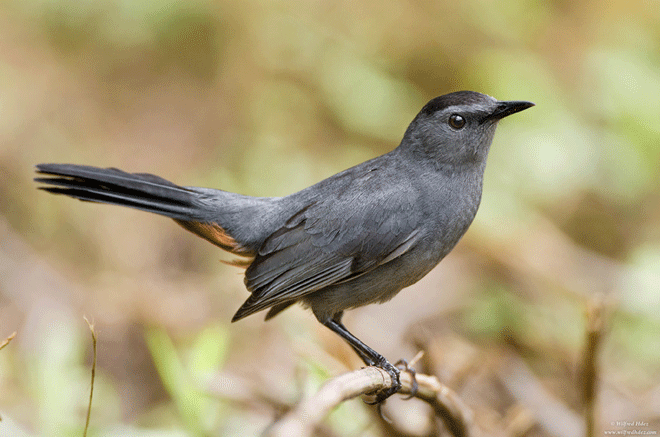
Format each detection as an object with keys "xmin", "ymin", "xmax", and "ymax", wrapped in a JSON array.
[
  {"xmin": 324, "ymin": 314, "xmax": 401, "ymax": 403},
  {"xmin": 328, "ymin": 313, "xmax": 375, "ymax": 365}
]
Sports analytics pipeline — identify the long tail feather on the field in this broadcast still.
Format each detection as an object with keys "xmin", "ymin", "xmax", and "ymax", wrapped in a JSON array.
[{"xmin": 35, "ymin": 164, "xmax": 199, "ymax": 221}]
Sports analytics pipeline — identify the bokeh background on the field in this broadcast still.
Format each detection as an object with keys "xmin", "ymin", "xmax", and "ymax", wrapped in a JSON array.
[{"xmin": 1, "ymin": 0, "xmax": 659, "ymax": 435}]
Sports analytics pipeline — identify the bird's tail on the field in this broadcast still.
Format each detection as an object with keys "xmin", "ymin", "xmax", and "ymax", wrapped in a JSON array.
[
  {"xmin": 35, "ymin": 163, "xmax": 200, "ymax": 220},
  {"xmin": 34, "ymin": 163, "xmax": 254, "ymax": 258}
]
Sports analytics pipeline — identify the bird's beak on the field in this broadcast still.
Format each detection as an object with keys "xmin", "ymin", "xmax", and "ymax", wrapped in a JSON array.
[{"xmin": 484, "ymin": 100, "xmax": 535, "ymax": 122}]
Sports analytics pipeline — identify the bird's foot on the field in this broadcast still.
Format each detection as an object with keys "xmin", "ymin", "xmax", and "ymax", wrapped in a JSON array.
[
  {"xmin": 364, "ymin": 358, "xmax": 401, "ymax": 405},
  {"xmin": 395, "ymin": 358, "xmax": 418, "ymax": 399}
]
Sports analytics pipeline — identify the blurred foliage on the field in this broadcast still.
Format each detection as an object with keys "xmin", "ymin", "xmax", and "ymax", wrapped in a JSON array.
[
  {"xmin": 145, "ymin": 325, "xmax": 230, "ymax": 434},
  {"xmin": 1, "ymin": 0, "xmax": 659, "ymax": 435}
]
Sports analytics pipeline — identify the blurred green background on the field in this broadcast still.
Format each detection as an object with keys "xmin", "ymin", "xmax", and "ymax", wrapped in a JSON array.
[{"xmin": 1, "ymin": 0, "xmax": 659, "ymax": 435}]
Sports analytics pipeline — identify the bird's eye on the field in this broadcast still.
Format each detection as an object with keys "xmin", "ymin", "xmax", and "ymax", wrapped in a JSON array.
[{"xmin": 448, "ymin": 114, "xmax": 466, "ymax": 129}]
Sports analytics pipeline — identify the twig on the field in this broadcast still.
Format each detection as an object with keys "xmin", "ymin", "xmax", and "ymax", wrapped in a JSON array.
[
  {"xmin": 83, "ymin": 317, "xmax": 97, "ymax": 437},
  {"xmin": 408, "ymin": 350, "xmax": 425, "ymax": 368},
  {"xmin": 0, "ymin": 332, "xmax": 16, "ymax": 351},
  {"xmin": 265, "ymin": 366, "xmax": 475, "ymax": 437},
  {"xmin": 415, "ymin": 373, "xmax": 475, "ymax": 437},
  {"xmin": 583, "ymin": 296, "xmax": 607, "ymax": 437}
]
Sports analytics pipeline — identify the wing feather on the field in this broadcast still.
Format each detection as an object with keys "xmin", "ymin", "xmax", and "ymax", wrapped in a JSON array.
[{"xmin": 233, "ymin": 173, "xmax": 423, "ymax": 321}]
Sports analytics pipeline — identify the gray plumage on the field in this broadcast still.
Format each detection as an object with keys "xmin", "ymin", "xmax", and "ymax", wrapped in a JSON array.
[{"xmin": 35, "ymin": 90, "xmax": 533, "ymax": 401}]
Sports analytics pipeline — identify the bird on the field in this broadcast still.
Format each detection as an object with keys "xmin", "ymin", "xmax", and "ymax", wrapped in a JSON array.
[{"xmin": 35, "ymin": 91, "xmax": 534, "ymax": 402}]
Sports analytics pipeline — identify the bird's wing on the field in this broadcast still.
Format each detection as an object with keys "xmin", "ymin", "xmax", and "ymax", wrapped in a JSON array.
[{"xmin": 232, "ymin": 177, "xmax": 422, "ymax": 321}]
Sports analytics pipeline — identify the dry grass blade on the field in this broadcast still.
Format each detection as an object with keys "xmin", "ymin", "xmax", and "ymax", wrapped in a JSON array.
[
  {"xmin": 583, "ymin": 295, "xmax": 608, "ymax": 437},
  {"xmin": 0, "ymin": 332, "xmax": 16, "ymax": 351},
  {"xmin": 83, "ymin": 317, "xmax": 97, "ymax": 437}
]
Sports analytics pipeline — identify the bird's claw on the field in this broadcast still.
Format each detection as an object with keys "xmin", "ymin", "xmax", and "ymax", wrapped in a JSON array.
[
  {"xmin": 364, "ymin": 359, "xmax": 402, "ymax": 405},
  {"xmin": 395, "ymin": 358, "xmax": 418, "ymax": 400}
]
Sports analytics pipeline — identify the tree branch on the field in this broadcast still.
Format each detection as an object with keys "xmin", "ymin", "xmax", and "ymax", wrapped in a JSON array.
[{"xmin": 265, "ymin": 366, "xmax": 476, "ymax": 437}]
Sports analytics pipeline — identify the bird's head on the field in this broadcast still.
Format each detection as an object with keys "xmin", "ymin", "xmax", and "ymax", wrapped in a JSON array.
[{"xmin": 401, "ymin": 91, "xmax": 534, "ymax": 169}]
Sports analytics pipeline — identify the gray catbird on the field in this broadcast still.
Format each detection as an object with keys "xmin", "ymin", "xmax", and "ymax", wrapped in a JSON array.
[{"xmin": 35, "ymin": 91, "xmax": 533, "ymax": 401}]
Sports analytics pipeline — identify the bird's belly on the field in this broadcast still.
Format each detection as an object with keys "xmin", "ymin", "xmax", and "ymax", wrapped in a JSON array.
[
  {"xmin": 303, "ymin": 244, "xmax": 437, "ymax": 322},
  {"xmin": 302, "ymin": 207, "xmax": 476, "ymax": 322}
]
